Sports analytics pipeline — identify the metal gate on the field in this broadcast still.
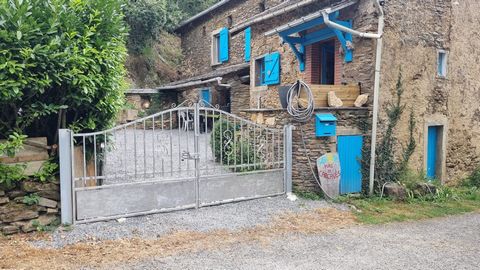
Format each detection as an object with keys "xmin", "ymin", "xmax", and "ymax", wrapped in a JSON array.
[{"xmin": 59, "ymin": 102, "xmax": 293, "ymax": 224}]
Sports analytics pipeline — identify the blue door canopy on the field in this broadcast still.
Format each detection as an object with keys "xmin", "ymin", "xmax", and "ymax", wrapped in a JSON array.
[
  {"xmin": 264, "ymin": 6, "xmax": 356, "ymax": 71},
  {"xmin": 315, "ymin": 113, "xmax": 337, "ymax": 137}
]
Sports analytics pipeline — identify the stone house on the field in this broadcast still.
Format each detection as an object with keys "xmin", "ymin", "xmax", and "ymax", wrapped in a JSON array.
[{"xmin": 130, "ymin": 0, "xmax": 480, "ymax": 192}]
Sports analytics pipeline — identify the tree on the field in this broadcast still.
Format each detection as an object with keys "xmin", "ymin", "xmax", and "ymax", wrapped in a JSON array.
[{"xmin": 0, "ymin": 0, "xmax": 128, "ymax": 142}]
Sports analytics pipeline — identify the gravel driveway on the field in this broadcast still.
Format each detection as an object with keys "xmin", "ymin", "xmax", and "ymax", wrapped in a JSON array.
[
  {"xmin": 4, "ymin": 197, "xmax": 479, "ymax": 270},
  {"xmin": 117, "ymin": 212, "xmax": 480, "ymax": 270}
]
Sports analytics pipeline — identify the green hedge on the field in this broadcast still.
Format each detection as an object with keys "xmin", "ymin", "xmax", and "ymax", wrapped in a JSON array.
[
  {"xmin": 0, "ymin": 0, "xmax": 127, "ymax": 142},
  {"xmin": 210, "ymin": 120, "xmax": 261, "ymax": 172}
]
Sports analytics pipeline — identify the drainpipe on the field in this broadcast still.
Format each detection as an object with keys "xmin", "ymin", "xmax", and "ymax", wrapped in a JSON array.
[{"xmin": 322, "ymin": 0, "xmax": 385, "ymax": 195}]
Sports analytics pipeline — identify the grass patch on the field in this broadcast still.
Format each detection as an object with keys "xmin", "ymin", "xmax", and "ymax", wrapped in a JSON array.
[
  {"xmin": 295, "ymin": 190, "xmax": 323, "ymax": 201},
  {"xmin": 339, "ymin": 187, "xmax": 480, "ymax": 224}
]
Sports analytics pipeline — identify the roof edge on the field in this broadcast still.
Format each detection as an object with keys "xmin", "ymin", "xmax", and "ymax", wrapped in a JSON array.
[{"xmin": 175, "ymin": 0, "xmax": 233, "ymax": 32}]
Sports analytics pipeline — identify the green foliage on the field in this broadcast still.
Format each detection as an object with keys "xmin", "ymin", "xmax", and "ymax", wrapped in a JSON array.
[
  {"xmin": 211, "ymin": 120, "xmax": 259, "ymax": 172},
  {"xmin": 33, "ymin": 161, "xmax": 58, "ymax": 182},
  {"xmin": 463, "ymin": 166, "xmax": 480, "ymax": 188},
  {"xmin": 0, "ymin": 0, "xmax": 128, "ymax": 142},
  {"xmin": 367, "ymin": 71, "xmax": 417, "ymax": 194},
  {"xmin": 295, "ymin": 190, "xmax": 323, "ymax": 201},
  {"xmin": 123, "ymin": 0, "xmax": 218, "ymax": 52},
  {"xmin": 342, "ymin": 187, "xmax": 480, "ymax": 224},
  {"xmin": 0, "ymin": 164, "xmax": 26, "ymax": 189},
  {"xmin": 0, "ymin": 132, "xmax": 27, "ymax": 157},
  {"xmin": 23, "ymin": 193, "xmax": 40, "ymax": 206},
  {"xmin": 32, "ymin": 217, "xmax": 61, "ymax": 232}
]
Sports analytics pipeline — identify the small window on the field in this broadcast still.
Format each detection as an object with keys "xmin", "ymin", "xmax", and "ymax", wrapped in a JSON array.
[
  {"xmin": 227, "ymin": 15, "xmax": 233, "ymax": 27},
  {"xmin": 255, "ymin": 52, "xmax": 281, "ymax": 86},
  {"xmin": 437, "ymin": 50, "xmax": 448, "ymax": 77},
  {"xmin": 255, "ymin": 58, "xmax": 266, "ymax": 86},
  {"xmin": 211, "ymin": 28, "xmax": 229, "ymax": 65}
]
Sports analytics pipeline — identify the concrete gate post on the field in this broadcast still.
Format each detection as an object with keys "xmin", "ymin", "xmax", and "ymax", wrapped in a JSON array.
[{"xmin": 59, "ymin": 129, "xmax": 74, "ymax": 225}]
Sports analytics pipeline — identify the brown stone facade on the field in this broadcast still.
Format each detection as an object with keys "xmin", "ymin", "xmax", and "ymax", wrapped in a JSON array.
[
  {"xmin": 242, "ymin": 108, "xmax": 370, "ymax": 191},
  {"xmin": 171, "ymin": 0, "xmax": 479, "ymax": 186}
]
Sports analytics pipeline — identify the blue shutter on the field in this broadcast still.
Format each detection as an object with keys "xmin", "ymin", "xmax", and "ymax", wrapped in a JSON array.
[
  {"xmin": 244, "ymin": 27, "xmax": 251, "ymax": 62},
  {"xmin": 263, "ymin": 52, "xmax": 280, "ymax": 85},
  {"xmin": 219, "ymin": 27, "xmax": 229, "ymax": 62}
]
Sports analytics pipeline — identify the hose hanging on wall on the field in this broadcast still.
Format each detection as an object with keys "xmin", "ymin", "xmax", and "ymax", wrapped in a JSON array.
[
  {"xmin": 286, "ymin": 80, "xmax": 315, "ymax": 123},
  {"xmin": 286, "ymin": 80, "xmax": 334, "ymax": 199}
]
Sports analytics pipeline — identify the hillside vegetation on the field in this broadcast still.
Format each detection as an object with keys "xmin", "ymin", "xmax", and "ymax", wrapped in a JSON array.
[{"xmin": 123, "ymin": 0, "xmax": 218, "ymax": 88}]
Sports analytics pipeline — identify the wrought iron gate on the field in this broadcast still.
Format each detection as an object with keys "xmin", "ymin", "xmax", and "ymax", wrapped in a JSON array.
[{"xmin": 59, "ymin": 102, "xmax": 293, "ymax": 224}]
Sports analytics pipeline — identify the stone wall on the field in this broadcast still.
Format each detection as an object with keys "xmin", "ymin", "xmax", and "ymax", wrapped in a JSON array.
[
  {"xmin": 248, "ymin": 1, "xmax": 376, "ymax": 109},
  {"xmin": 244, "ymin": 108, "xmax": 370, "ymax": 191},
  {"xmin": 378, "ymin": 0, "xmax": 480, "ymax": 182},
  {"xmin": 178, "ymin": 0, "xmax": 265, "ymax": 78},
  {"xmin": 0, "ymin": 181, "xmax": 60, "ymax": 235}
]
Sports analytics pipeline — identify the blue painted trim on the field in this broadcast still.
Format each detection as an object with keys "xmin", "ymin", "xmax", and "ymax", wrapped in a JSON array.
[
  {"xmin": 278, "ymin": 14, "xmax": 355, "ymax": 66},
  {"xmin": 301, "ymin": 28, "xmax": 337, "ymax": 47},
  {"xmin": 244, "ymin": 27, "xmax": 251, "ymax": 62}
]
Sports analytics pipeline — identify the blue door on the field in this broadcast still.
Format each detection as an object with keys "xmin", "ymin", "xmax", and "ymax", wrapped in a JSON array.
[
  {"xmin": 427, "ymin": 126, "xmax": 439, "ymax": 179},
  {"xmin": 338, "ymin": 135, "xmax": 363, "ymax": 194},
  {"xmin": 201, "ymin": 89, "xmax": 211, "ymax": 104}
]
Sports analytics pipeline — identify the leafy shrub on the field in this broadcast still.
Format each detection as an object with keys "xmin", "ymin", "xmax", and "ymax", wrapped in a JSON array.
[
  {"xmin": 0, "ymin": 0, "xmax": 127, "ymax": 142},
  {"xmin": 464, "ymin": 166, "xmax": 480, "ymax": 188},
  {"xmin": 0, "ymin": 164, "xmax": 26, "ymax": 189},
  {"xmin": 0, "ymin": 132, "xmax": 27, "ymax": 188},
  {"xmin": 23, "ymin": 193, "xmax": 40, "ymax": 206},
  {"xmin": 33, "ymin": 161, "xmax": 59, "ymax": 182},
  {"xmin": 211, "ymin": 120, "xmax": 260, "ymax": 172}
]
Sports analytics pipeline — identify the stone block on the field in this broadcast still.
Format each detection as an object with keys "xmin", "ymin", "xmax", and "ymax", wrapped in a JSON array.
[
  {"xmin": 0, "ymin": 197, "xmax": 9, "ymax": 205},
  {"xmin": 2, "ymin": 225, "xmax": 19, "ymax": 235},
  {"xmin": 0, "ymin": 190, "xmax": 5, "ymax": 196},
  {"xmin": 37, "ymin": 190, "xmax": 60, "ymax": 201},
  {"xmin": 21, "ymin": 181, "xmax": 59, "ymax": 193},
  {"xmin": 265, "ymin": 117, "xmax": 276, "ymax": 126},
  {"xmin": 38, "ymin": 197, "xmax": 57, "ymax": 208},
  {"xmin": 21, "ymin": 215, "xmax": 58, "ymax": 233},
  {"xmin": 383, "ymin": 183, "xmax": 407, "ymax": 201},
  {"xmin": 46, "ymin": 208, "xmax": 58, "ymax": 214},
  {"xmin": 7, "ymin": 190, "xmax": 26, "ymax": 199},
  {"xmin": 0, "ymin": 209, "xmax": 39, "ymax": 223}
]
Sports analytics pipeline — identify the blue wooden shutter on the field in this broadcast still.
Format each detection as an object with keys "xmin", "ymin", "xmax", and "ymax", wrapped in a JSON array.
[
  {"xmin": 263, "ymin": 52, "xmax": 280, "ymax": 85},
  {"xmin": 244, "ymin": 27, "xmax": 251, "ymax": 62},
  {"xmin": 219, "ymin": 27, "xmax": 229, "ymax": 62}
]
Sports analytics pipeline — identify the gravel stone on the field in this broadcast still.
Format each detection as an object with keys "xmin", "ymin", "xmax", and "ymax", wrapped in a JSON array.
[
  {"xmin": 119, "ymin": 213, "xmax": 480, "ymax": 270},
  {"xmin": 32, "ymin": 196, "xmax": 342, "ymax": 248}
]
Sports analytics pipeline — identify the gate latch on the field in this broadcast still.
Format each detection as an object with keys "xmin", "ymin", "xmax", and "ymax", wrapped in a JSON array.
[{"xmin": 181, "ymin": 151, "xmax": 199, "ymax": 161}]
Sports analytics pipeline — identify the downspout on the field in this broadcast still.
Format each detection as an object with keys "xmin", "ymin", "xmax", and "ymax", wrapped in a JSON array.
[{"xmin": 322, "ymin": 0, "xmax": 385, "ymax": 195}]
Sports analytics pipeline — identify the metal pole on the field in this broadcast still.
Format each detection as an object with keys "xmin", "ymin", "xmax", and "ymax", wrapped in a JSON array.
[
  {"xmin": 284, "ymin": 125, "xmax": 293, "ymax": 194},
  {"xmin": 59, "ymin": 129, "xmax": 74, "ymax": 225},
  {"xmin": 194, "ymin": 103, "xmax": 200, "ymax": 208},
  {"xmin": 369, "ymin": 1, "xmax": 385, "ymax": 195}
]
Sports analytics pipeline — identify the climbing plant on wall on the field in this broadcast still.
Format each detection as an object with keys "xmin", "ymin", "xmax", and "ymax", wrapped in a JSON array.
[{"xmin": 359, "ymin": 71, "xmax": 417, "ymax": 194}]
